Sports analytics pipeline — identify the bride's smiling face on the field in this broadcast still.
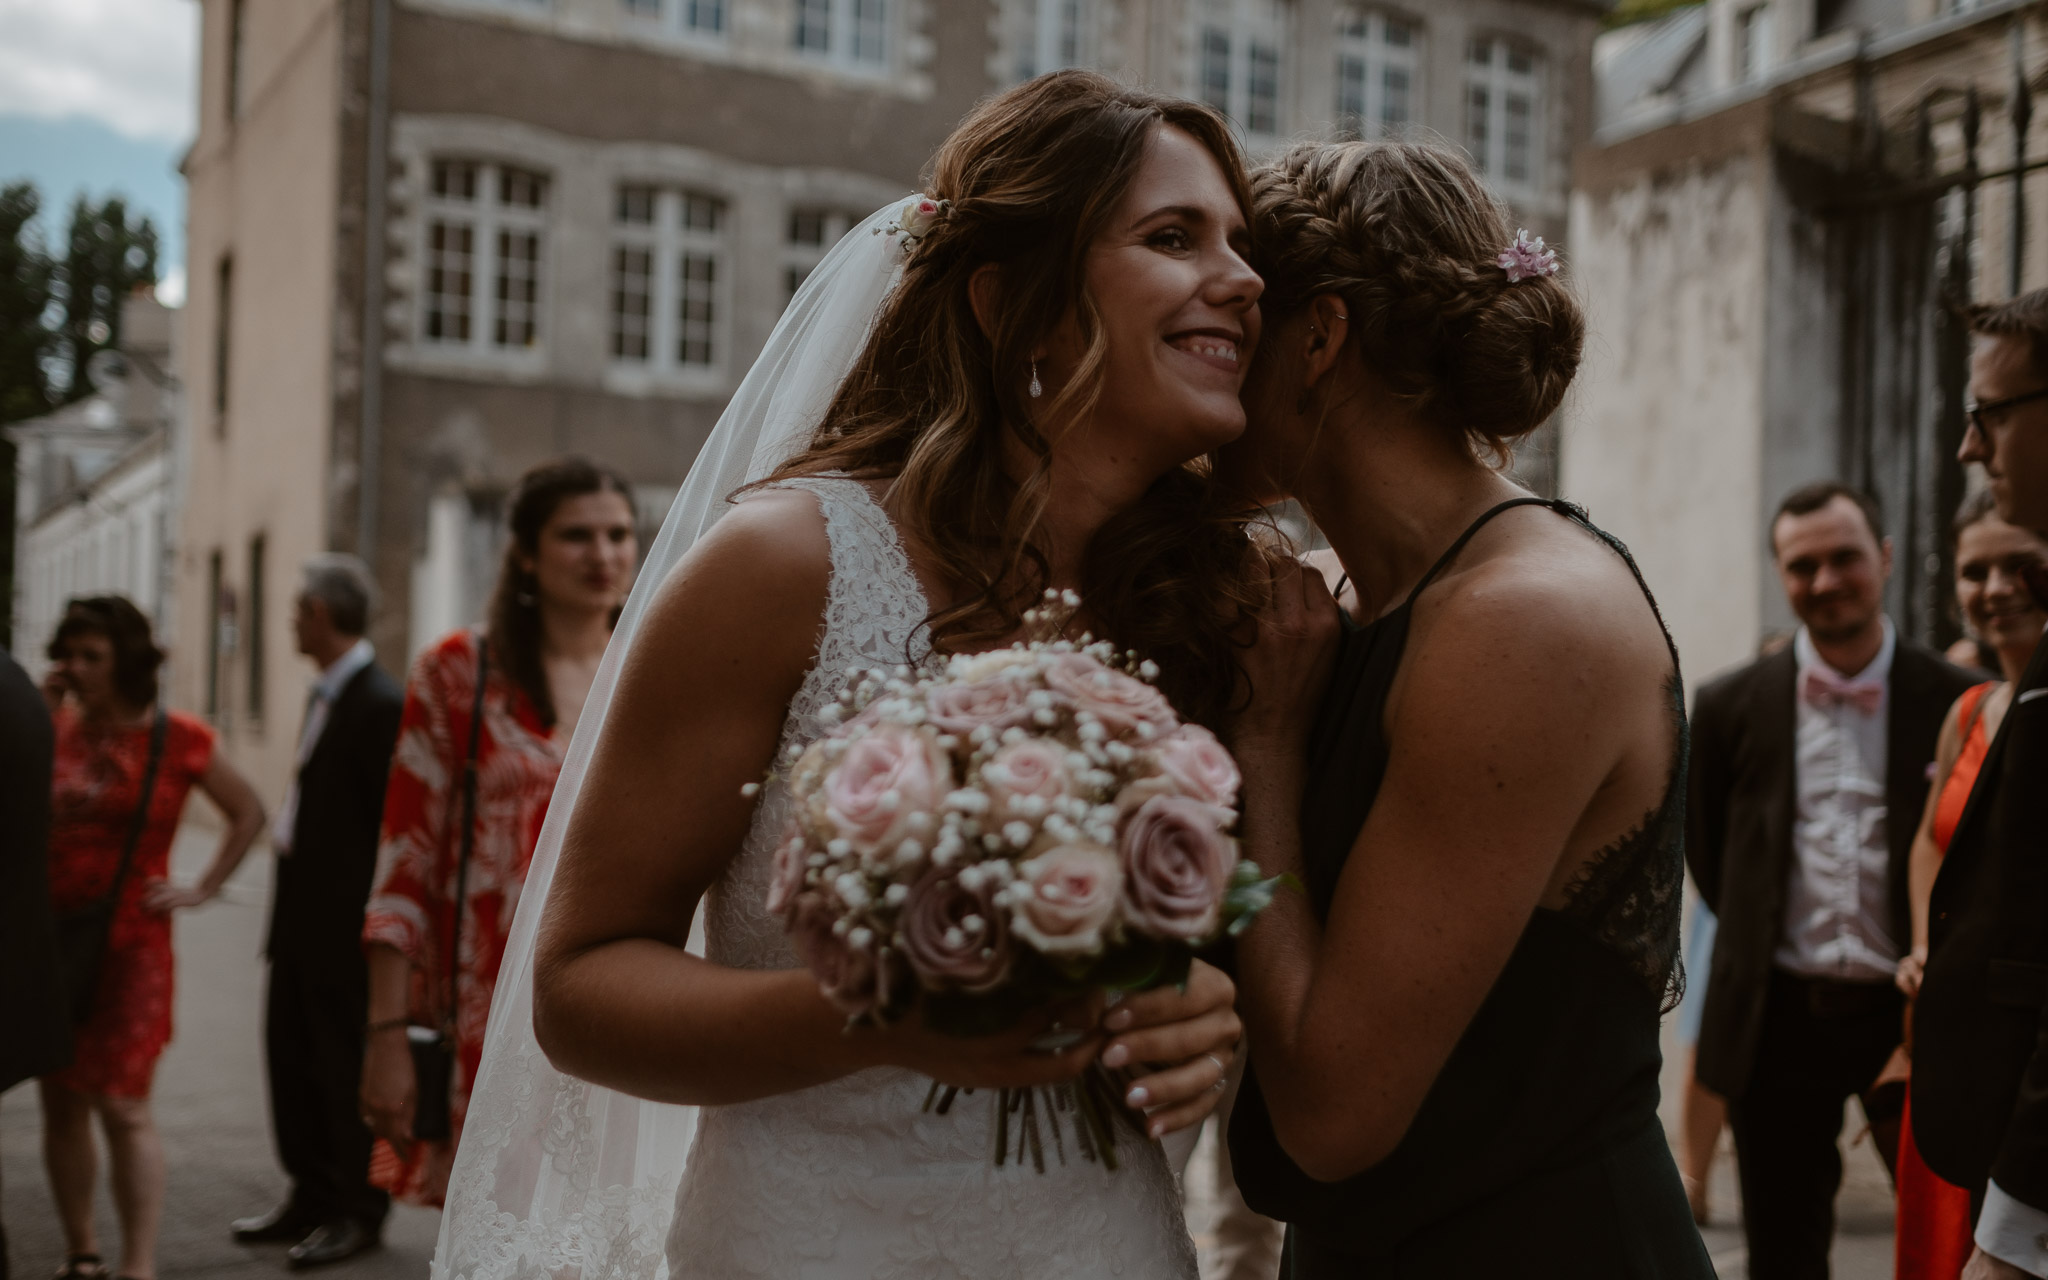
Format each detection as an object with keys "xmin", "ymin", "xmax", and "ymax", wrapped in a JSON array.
[{"xmin": 1039, "ymin": 126, "xmax": 1263, "ymax": 474}]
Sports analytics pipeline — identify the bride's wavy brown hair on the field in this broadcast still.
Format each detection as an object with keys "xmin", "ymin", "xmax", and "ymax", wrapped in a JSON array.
[{"xmin": 763, "ymin": 71, "xmax": 1272, "ymax": 726}]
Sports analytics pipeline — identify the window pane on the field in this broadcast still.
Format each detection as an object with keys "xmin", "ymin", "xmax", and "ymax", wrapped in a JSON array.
[
  {"xmin": 1466, "ymin": 36, "xmax": 1491, "ymax": 66},
  {"xmin": 786, "ymin": 264, "xmax": 811, "ymax": 305},
  {"xmin": 611, "ymin": 246, "xmax": 652, "ymax": 360},
  {"xmin": 1384, "ymin": 65, "xmax": 1410, "ymax": 128},
  {"xmin": 1385, "ymin": 17, "xmax": 1412, "ymax": 47},
  {"xmin": 1466, "ymin": 83, "xmax": 1490, "ymax": 171},
  {"xmin": 1504, "ymin": 91, "xmax": 1532, "ymax": 182},
  {"xmin": 621, "ymin": 0, "xmax": 660, "ymax": 13},
  {"xmin": 501, "ymin": 168, "xmax": 547, "ymax": 210},
  {"xmin": 1247, "ymin": 43, "xmax": 1279, "ymax": 134},
  {"xmin": 425, "ymin": 220, "xmax": 474, "ymax": 342},
  {"xmin": 432, "ymin": 159, "xmax": 478, "ymax": 201},
  {"xmin": 1337, "ymin": 53, "xmax": 1365, "ymax": 132},
  {"xmin": 617, "ymin": 184, "xmax": 657, "ymax": 225},
  {"xmin": 1506, "ymin": 44, "xmax": 1533, "ymax": 75},
  {"xmin": 495, "ymin": 230, "xmax": 541, "ymax": 347},
  {"xmin": 1058, "ymin": 0, "xmax": 1081, "ymax": 66},
  {"xmin": 678, "ymin": 254, "xmax": 717, "ymax": 366},
  {"xmin": 795, "ymin": 0, "xmax": 830, "ymax": 51},
  {"xmin": 1200, "ymin": 28, "xmax": 1230, "ymax": 112},
  {"xmin": 685, "ymin": 0, "xmax": 724, "ymax": 30},
  {"xmin": 788, "ymin": 208, "xmax": 827, "ymax": 245},
  {"xmin": 852, "ymin": 0, "xmax": 886, "ymax": 62},
  {"xmin": 682, "ymin": 192, "xmax": 724, "ymax": 232}
]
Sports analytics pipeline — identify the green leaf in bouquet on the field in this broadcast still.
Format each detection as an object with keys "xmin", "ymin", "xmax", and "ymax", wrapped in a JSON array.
[{"xmin": 1222, "ymin": 861, "xmax": 1300, "ymax": 938}]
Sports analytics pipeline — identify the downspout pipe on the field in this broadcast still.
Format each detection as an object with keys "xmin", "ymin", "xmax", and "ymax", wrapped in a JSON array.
[{"xmin": 357, "ymin": 0, "xmax": 390, "ymax": 560}]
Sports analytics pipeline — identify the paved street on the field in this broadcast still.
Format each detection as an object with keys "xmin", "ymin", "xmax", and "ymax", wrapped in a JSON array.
[{"xmin": 6, "ymin": 820, "xmax": 1896, "ymax": 1280}]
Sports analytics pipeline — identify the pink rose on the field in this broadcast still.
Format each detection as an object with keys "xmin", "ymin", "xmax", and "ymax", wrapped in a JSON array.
[
  {"xmin": 1041, "ymin": 654, "xmax": 1176, "ymax": 739},
  {"xmin": 766, "ymin": 831, "xmax": 809, "ymax": 918},
  {"xmin": 790, "ymin": 893, "xmax": 881, "ymax": 1017},
  {"xmin": 1011, "ymin": 844, "xmax": 1122, "ymax": 956},
  {"xmin": 1147, "ymin": 725, "xmax": 1241, "ymax": 808},
  {"xmin": 816, "ymin": 724, "xmax": 951, "ymax": 854},
  {"xmin": 983, "ymin": 739, "xmax": 1074, "ymax": 825},
  {"xmin": 1119, "ymin": 795, "xmax": 1235, "ymax": 941},
  {"xmin": 924, "ymin": 675, "xmax": 1040, "ymax": 736},
  {"xmin": 899, "ymin": 867, "xmax": 1012, "ymax": 991}
]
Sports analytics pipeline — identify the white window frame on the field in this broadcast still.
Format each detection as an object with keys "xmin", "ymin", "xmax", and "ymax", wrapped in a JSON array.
[
  {"xmin": 1194, "ymin": 0, "xmax": 1290, "ymax": 142},
  {"xmin": 608, "ymin": 184, "xmax": 732, "ymax": 384},
  {"xmin": 1016, "ymin": 0, "xmax": 1093, "ymax": 81},
  {"xmin": 619, "ymin": 0, "xmax": 728, "ymax": 41},
  {"xmin": 1463, "ymin": 35, "xmax": 1543, "ymax": 200},
  {"xmin": 1334, "ymin": 8, "xmax": 1419, "ymax": 139},
  {"xmin": 418, "ymin": 159, "xmax": 551, "ymax": 359},
  {"xmin": 793, "ymin": 0, "xmax": 891, "ymax": 73}
]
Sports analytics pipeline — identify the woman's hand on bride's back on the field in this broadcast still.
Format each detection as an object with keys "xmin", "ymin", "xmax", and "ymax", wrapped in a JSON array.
[
  {"xmin": 1232, "ymin": 559, "xmax": 1341, "ymax": 758},
  {"xmin": 1099, "ymin": 960, "xmax": 1241, "ymax": 1138}
]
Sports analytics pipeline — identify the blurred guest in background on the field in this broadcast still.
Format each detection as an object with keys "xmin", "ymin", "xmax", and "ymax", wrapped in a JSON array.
[
  {"xmin": 360, "ymin": 457, "xmax": 637, "ymax": 1207},
  {"xmin": 1913, "ymin": 295, "xmax": 2048, "ymax": 1280},
  {"xmin": 1688, "ymin": 484, "xmax": 1975, "ymax": 1280},
  {"xmin": 1892, "ymin": 492, "xmax": 2048, "ymax": 1280},
  {"xmin": 231, "ymin": 556, "xmax": 403, "ymax": 1267},
  {"xmin": 39, "ymin": 596, "xmax": 265, "ymax": 1280},
  {"xmin": 1, "ymin": 648, "xmax": 66, "ymax": 1280}
]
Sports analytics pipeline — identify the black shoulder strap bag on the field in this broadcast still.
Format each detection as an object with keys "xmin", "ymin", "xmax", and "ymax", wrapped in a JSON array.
[
  {"xmin": 57, "ymin": 710, "xmax": 169, "ymax": 1025},
  {"xmin": 409, "ymin": 635, "xmax": 488, "ymax": 1143}
]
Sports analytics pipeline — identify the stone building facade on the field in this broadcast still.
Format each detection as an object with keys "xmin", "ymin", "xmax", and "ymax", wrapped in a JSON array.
[
  {"xmin": 177, "ymin": 0, "xmax": 1605, "ymax": 797},
  {"xmin": 1569, "ymin": 0, "xmax": 2043, "ymax": 686}
]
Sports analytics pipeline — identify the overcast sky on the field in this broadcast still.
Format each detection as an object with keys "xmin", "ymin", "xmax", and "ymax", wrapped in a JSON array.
[{"xmin": 0, "ymin": 0, "xmax": 197, "ymax": 300}]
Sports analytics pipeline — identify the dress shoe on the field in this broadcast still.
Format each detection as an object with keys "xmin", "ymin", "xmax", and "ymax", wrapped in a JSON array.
[
  {"xmin": 287, "ymin": 1219, "xmax": 378, "ymax": 1270},
  {"xmin": 231, "ymin": 1202, "xmax": 318, "ymax": 1243}
]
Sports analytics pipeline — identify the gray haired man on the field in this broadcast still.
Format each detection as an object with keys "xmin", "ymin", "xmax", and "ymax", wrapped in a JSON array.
[{"xmin": 231, "ymin": 555, "xmax": 404, "ymax": 1268}]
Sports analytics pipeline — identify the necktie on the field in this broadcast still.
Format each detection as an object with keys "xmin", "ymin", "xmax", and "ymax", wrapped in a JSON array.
[{"xmin": 1800, "ymin": 665, "xmax": 1883, "ymax": 715}]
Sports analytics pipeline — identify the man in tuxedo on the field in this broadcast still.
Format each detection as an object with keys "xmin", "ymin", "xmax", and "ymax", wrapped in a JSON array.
[
  {"xmin": 231, "ymin": 555, "xmax": 403, "ymax": 1268},
  {"xmin": 1913, "ymin": 293, "xmax": 2048, "ymax": 1280},
  {"xmin": 1688, "ymin": 482, "xmax": 1977, "ymax": 1280}
]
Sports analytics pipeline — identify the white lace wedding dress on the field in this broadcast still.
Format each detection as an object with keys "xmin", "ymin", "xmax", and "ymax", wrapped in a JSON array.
[{"xmin": 659, "ymin": 475, "xmax": 1197, "ymax": 1279}]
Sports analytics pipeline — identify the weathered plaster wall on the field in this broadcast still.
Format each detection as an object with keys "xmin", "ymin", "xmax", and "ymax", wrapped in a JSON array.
[{"xmin": 1565, "ymin": 147, "xmax": 1771, "ymax": 688}]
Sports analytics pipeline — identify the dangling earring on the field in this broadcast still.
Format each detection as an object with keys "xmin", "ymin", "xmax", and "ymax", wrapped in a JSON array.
[{"xmin": 1029, "ymin": 359, "xmax": 1043, "ymax": 399}]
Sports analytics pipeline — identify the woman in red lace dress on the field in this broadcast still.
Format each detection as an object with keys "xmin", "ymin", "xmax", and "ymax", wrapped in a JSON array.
[
  {"xmin": 1893, "ymin": 495, "xmax": 2048, "ymax": 1280},
  {"xmin": 359, "ymin": 458, "xmax": 637, "ymax": 1206},
  {"xmin": 39, "ymin": 596, "xmax": 266, "ymax": 1280}
]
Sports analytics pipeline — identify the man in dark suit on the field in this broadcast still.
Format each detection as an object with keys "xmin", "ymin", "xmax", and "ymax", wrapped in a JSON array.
[
  {"xmin": 1688, "ymin": 482, "xmax": 1977, "ymax": 1280},
  {"xmin": 230, "ymin": 555, "xmax": 403, "ymax": 1268},
  {"xmin": 1, "ymin": 649, "xmax": 69, "ymax": 1280},
  {"xmin": 1913, "ymin": 293, "xmax": 2048, "ymax": 1280}
]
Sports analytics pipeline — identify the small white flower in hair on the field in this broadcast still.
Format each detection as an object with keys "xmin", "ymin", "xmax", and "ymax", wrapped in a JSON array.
[
  {"xmin": 1497, "ymin": 229, "xmax": 1560, "ymax": 283},
  {"xmin": 874, "ymin": 195, "xmax": 952, "ymax": 254}
]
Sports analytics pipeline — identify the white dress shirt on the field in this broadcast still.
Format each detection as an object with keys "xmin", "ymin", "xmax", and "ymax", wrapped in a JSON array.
[
  {"xmin": 1774, "ymin": 620, "xmax": 1901, "ymax": 982},
  {"xmin": 270, "ymin": 638, "xmax": 375, "ymax": 856},
  {"xmin": 1978, "ymin": 1180, "xmax": 2048, "ymax": 1276}
]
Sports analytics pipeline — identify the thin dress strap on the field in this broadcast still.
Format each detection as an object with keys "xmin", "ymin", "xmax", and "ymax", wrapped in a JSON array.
[{"xmin": 1402, "ymin": 496, "xmax": 1561, "ymax": 608}]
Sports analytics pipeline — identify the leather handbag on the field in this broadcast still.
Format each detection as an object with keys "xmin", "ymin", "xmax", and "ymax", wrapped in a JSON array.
[
  {"xmin": 409, "ymin": 636, "xmax": 488, "ymax": 1143},
  {"xmin": 55, "ymin": 711, "xmax": 168, "ymax": 1025}
]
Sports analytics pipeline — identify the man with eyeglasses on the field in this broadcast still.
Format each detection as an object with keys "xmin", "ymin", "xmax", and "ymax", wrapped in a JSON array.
[{"xmin": 1912, "ymin": 292, "xmax": 2048, "ymax": 1280}]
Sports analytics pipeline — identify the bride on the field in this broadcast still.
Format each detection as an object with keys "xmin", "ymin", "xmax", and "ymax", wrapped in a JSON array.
[{"xmin": 438, "ymin": 72, "xmax": 1271, "ymax": 1278}]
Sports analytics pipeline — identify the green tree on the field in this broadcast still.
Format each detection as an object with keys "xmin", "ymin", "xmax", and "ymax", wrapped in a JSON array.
[
  {"xmin": 55, "ymin": 194, "xmax": 158, "ymax": 402},
  {"xmin": 1607, "ymin": 0, "xmax": 1700, "ymax": 28},
  {"xmin": 0, "ymin": 180, "xmax": 55, "ymax": 424}
]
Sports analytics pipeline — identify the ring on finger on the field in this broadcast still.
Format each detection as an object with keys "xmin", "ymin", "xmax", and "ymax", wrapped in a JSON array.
[{"xmin": 1202, "ymin": 1052, "xmax": 1229, "ymax": 1091}]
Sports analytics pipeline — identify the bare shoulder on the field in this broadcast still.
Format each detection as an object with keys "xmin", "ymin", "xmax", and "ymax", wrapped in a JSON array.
[
  {"xmin": 630, "ymin": 486, "xmax": 832, "ymax": 677},
  {"xmin": 1412, "ymin": 509, "xmax": 1670, "ymax": 685}
]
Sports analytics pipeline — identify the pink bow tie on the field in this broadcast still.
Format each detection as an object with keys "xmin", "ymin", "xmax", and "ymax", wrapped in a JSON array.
[{"xmin": 1800, "ymin": 666, "xmax": 1883, "ymax": 715}]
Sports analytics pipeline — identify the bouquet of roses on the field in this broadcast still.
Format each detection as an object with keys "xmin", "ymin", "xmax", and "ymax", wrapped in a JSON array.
[{"xmin": 755, "ymin": 593, "xmax": 1282, "ymax": 1169}]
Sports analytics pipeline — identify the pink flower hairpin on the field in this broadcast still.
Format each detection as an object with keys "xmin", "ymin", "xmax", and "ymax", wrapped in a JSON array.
[
  {"xmin": 875, "ymin": 195, "xmax": 952, "ymax": 254},
  {"xmin": 1497, "ymin": 229, "xmax": 1559, "ymax": 283}
]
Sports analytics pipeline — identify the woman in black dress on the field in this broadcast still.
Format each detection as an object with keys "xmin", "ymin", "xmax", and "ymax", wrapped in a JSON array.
[{"xmin": 1223, "ymin": 141, "xmax": 1716, "ymax": 1276}]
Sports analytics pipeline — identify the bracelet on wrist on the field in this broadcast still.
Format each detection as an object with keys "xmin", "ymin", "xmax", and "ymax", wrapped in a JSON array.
[{"xmin": 365, "ymin": 1017, "xmax": 411, "ymax": 1035}]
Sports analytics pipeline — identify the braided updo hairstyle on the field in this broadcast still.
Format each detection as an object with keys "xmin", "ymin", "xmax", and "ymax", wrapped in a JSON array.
[{"xmin": 1252, "ymin": 140, "xmax": 1584, "ymax": 455}]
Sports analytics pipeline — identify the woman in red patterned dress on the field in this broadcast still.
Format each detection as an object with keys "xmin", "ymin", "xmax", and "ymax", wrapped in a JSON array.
[
  {"xmin": 359, "ymin": 458, "xmax": 637, "ymax": 1206},
  {"xmin": 39, "ymin": 596, "xmax": 266, "ymax": 1280},
  {"xmin": 1892, "ymin": 495, "xmax": 2048, "ymax": 1280}
]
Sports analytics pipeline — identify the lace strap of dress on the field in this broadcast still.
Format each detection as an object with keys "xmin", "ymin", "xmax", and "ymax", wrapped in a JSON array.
[{"xmin": 767, "ymin": 475, "xmax": 933, "ymax": 678}]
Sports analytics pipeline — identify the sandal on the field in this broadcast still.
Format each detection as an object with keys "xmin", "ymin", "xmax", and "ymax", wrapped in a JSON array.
[{"xmin": 55, "ymin": 1256, "xmax": 108, "ymax": 1279}]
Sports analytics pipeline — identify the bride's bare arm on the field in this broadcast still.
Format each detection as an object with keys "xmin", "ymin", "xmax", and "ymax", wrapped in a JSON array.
[
  {"xmin": 1231, "ymin": 557, "xmax": 1663, "ymax": 1182},
  {"xmin": 534, "ymin": 489, "xmax": 1100, "ymax": 1105}
]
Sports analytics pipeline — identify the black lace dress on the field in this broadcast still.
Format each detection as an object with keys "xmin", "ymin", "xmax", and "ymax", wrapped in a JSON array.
[{"xmin": 1229, "ymin": 499, "xmax": 1716, "ymax": 1278}]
